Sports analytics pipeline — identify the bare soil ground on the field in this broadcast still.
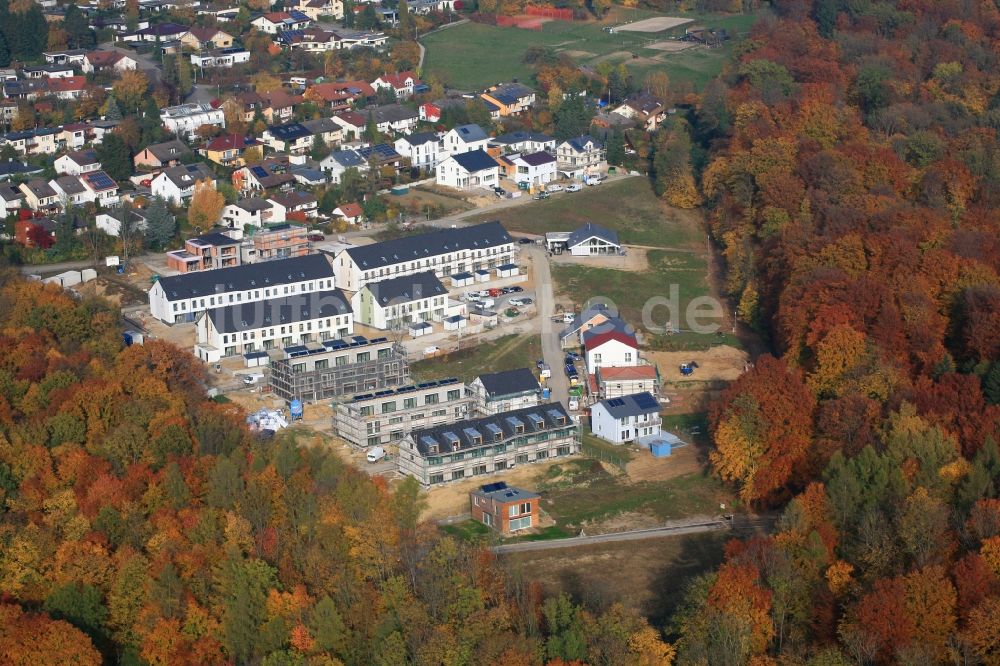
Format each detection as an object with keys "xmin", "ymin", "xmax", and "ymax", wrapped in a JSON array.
[
  {"xmin": 646, "ymin": 40, "xmax": 695, "ymax": 52},
  {"xmin": 502, "ymin": 530, "xmax": 729, "ymax": 626},
  {"xmin": 646, "ymin": 345, "xmax": 749, "ymax": 383},
  {"xmin": 616, "ymin": 16, "xmax": 693, "ymax": 32},
  {"xmin": 75, "ymin": 276, "xmax": 147, "ymax": 308},
  {"xmin": 549, "ymin": 246, "xmax": 649, "ymax": 271},
  {"xmin": 561, "ymin": 49, "xmax": 596, "ymax": 58},
  {"xmin": 624, "ymin": 439, "xmax": 701, "ymax": 483}
]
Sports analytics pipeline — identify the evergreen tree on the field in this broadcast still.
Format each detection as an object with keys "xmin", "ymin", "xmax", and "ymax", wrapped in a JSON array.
[
  {"xmin": 63, "ymin": 4, "xmax": 95, "ymax": 49},
  {"xmin": 176, "ymin": 55, "xmax": 193, "ymax": 99},
  {"xmin": 310, "ymin": 134, "xmax": 328, "ymax": 160},
  {"xmin": 0, "ymin": 32, "xmax": 10, "ymax": 68},
  {"xmin": 343, "ymin": 0, "xmax": 355, "ymax": 27},
  {"xmin": 358, "ymin": 4, "xmax": 378, "ymax": 29},
  {"xmin": 96, "ymin": 134, "xmax": 133, "ymax": 181},
  {"xmin": 398, "ymin": 0, "xmax": 412, "ymax": 39},
  {"xmin": 985, "ymin": 362, "xmax": 1000, "ymax": 405},
  {"xmin": 143, "ymin": 197, "xmax": 176, "ymax": 249},
  {"xmin": 52, "ymin": 209, "xmax": 77, "ymax": 257},
  {"xmin": 365, "ymin": 110, "xmax": 379, "ymax": 142},
  {"xmin": 553, "ymin": 94, "xmax": 593, "ymax": 140},
  {"xmin": 104, "ymin": 95, "xmax": 123, "ymax": 121},
  {"xmin": 606, "ymin": 127, "xmax": 625, "ymax": 166}
]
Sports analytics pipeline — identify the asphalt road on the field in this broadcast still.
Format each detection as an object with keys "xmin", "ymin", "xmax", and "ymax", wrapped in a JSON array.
[
  {"xmin": 527, "ymin": 244, "xmax": 571, "ymax": 408},
  {"xmin": 492, "ymin": 518, "xmax": 730, "ymax": 553}
]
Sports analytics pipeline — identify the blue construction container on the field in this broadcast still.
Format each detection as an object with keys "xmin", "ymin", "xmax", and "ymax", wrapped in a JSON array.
[
  {"xmin": 289, "ymin": 400, "xmax": 303, "ymax": 420},
  {"xmin": 650, "ymin": 441, "xmax": 673, "ymax": 458},
  {"xmin": 541, "ymin": 387, "xmax": 551, "ymax": 400}
]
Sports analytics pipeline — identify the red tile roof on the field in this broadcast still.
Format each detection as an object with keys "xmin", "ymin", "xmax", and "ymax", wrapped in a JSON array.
[
  {"xmin": 583, "ymin": 330, "xmax": 638, "ymax": 351},
  {"xmin": 337, "ymin": 202, "xmax": 363, "ymax": 218},
  {"xmin": 598, "ymin": 366, "xmax": 657, "ymax": 380},
  {"xmin": 46, "ymin": 76, "xmax": 88, "ymax": 92},
  {"xmin": 204, "ymin": 134, "xmax": 253, "ymax": 151},
  {"xmin": 377, "ymin": 71, "xmax": 420, "ymax": 89}
]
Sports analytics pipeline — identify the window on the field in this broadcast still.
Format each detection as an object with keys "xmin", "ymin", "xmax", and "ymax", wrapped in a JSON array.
[
  {"xmin": 495, "ymin": 460, "xmax": 507, "ymax": 471},
  {"xmin": 482, "ymin": 512, "xmax": 492, "ymax": 527},
  {"xmin": 381, "ymin": 401, "xmax": 396, "ymax": 414},
  {"xmin": 515, "ymin": 454, "xmax": 528, "ymax": 464},
  {"xmin": 508, "ymin": 505, "xmax": 519, "ymax": 518},
  {"xmin": 625, "ymin": 352, "xmax": 633, "ymax": 362},
  {"xmin": 473, "ymin": 464, "xmax": 487, "ymax": 475},
  {"xmin": 425, "ymin": 394, "xmax": 439, "ymax": 405},
  {"xmin": 447, "ymin": 389, "xmax": 460, "ymax": 401},
  {"xmin": 509, "ymin": 516, "xmax": 532, "ymax": 531},
  {"xmin": 359, "ymin": 405, "xmax": 374, "ymax": 416},
  {"xmin": 429, "ymin": 474, "xmax": 444, "ymax": 484},
  {"xmin": 451, "ymin": 469, "xmax": 465, "ymax": 480},
  {"xmin": 404, "ymin": 397, "xmax": 417, "ymax": 409},
  {"xmin": 536, "ymin": 450, "xmax": 548, "ymax": 460}
]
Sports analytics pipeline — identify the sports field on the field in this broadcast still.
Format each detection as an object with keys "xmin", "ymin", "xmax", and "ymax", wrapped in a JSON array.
[{"xmin": 421, "ymin": 9, "xmax": 757, "ymax": 91}]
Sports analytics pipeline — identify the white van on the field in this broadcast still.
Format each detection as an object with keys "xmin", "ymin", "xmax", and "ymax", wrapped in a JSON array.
[
  {"xmin": 584, "ymin": 175, "xmax": 602, "ymax": 186},
  {"xmin": 366, "ymin": 446, "xmax": 386, "ymax": 463},
  {"xmin": 243, "ymin": 373, "xmax": 265, "ymax": 385},
  {"xmin": 423, "ymin": 345, "xmax": 440, "ymax": 356}
]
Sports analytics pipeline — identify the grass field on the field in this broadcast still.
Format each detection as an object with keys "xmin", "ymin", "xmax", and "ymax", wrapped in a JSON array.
[
  {"xmin": 552, "ymin": 248, "xmax": 717, "ymax": 331},
  {"xmin": 469, "ymin": 178, "xmax": 703, "ymax": 249},
  {"xmin": 421, "ymin": 10, "xmax": 758, "ymax": 91},
  {"xmin": 409, "ymin": 333, "xmax": 541, "ymax": 382}
]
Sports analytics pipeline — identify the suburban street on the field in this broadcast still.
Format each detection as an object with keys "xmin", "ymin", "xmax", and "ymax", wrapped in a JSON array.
[
  {"xmin": 492, "ymin": 518, "xmax": 730, "ymax": 553},
  {"xmin": 526, "ymin": 243, "xmax": 571, "ymax": 407}
]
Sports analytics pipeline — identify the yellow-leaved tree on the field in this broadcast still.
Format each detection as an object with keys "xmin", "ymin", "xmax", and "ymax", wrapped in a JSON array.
[{"xmin": 187, "ymin": 180, "xmax": 225, "ymax": 233}]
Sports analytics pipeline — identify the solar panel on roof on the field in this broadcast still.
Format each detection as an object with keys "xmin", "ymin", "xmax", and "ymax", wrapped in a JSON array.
[
  {"xmin": 607, "ymin": 398, "xmax": 625, "ymax": 408},
  {"xmin": 633, "ymin": 393, "xmax": 659, "ymax": 410},
  {"xmin": 250, "ymin": 166, "xmax": 268, "ymax": 178},
  {"xmin": 481, "ymin": 481, "xmax": 507, "ymax": 493}
]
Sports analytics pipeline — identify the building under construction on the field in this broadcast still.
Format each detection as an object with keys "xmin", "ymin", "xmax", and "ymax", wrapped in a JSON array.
[{"xmin": 269, "ymin": 335, "xmax": 409, "ymax": 404}]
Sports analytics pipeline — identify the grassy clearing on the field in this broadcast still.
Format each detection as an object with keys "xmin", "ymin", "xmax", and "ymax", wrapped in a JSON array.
[
  {"xmin": 646, "ymin": 330, "xmax": 743, "ymax": 352},
  {"xmin": 410, "ymin": 333, "xmax": 542, "ymax": 382},
  {"xmin": 422, "ymin": 11, "xmax": 758, "ymax": 91},
  {"xmin": 470, "ymin": 178, "xmax": 703, "ymax": 249},
  {"xmin": 552, "ymin": 249, "xmax": 714, "ymax": 330},
  {"xmin": 441, "ymin": 519, "xmax": 493, "ymax": 543},
  {"xmin": 533, "ymin": 458, "xmax": 730, "ymax": 531}
]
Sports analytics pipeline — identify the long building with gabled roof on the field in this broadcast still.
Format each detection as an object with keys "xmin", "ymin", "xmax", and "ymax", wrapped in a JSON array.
[{"xmin": 333, "ymin": 221, "xmax": 514, "ymax": 291}]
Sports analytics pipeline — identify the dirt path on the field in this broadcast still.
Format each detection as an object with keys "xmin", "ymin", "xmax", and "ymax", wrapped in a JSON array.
[{"xmin": 493, "ymin": 517, "xmax": 727, "ymax": 553}]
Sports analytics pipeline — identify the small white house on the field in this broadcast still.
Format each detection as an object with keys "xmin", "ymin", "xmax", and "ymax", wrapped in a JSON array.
[
  {"xmin": 150, "ymin": 163, "xmax": 216, "ymax": 204},
  {"xmin": 509, "ymin": 151, "xmax": 557, "ymax": 188},
  {"xmin": 54, "ymin": 149, "xmax": 100, "ymax": 176},
  {"xmin": 160, "ymin": 103, "xmax": 226, "ymax": 140},
  {"xmin": 556, "ymin": 135, "xmax": 605, "ymax": 175},
  {"xmin": 468, "ymin": 367, "xmax": 540, "ymax": 415},
  {"xmin": 394, "ymin": 132, "xmax": 441, "ymax": 171},
  {"xmin": 436, "ymin": 150, "xmax": 499, "ymax": 190},
  {"xmin": 590, "ymin": 392, "xmax": 662, "ymax": 445},
  {"xmin": 221, "ymin": 198, "xmax": 276, "ymax": 229},
  {"xmin": 442, "ymin": 124, "xmax": 489, "ymax": 156},
  {"xmin": 584, "ymin": 329, "xmax": 639, "ymax": 373}
]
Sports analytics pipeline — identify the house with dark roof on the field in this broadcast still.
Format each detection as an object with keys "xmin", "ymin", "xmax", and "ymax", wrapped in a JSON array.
[
  {"xmin": 263, "ymin": 122, "xmax": 313, "ymax": 154},
  {"xmin": 443, "ymin": 123, "xmax": 489, "ymax": 156},
  {"xmin": 333, "ymin": 220, "xmax": 514, "ymax": 291},
  {"xmin": 199, "ymin": 134, "xmax": 258, "ymax": 166},
  {"xmin": 0, "ymin": 184, "xmax": 24, "ymax": 217},
  {"xmin": 468, "ymin": 368, "xmax": 541, "ymax": 415},
  {"xmin": 233, "ymin": 158, "xmax": 296, "ymax": 193},
  {"xmin": 556, "ymin": 135, "xmax": 606, "ymax": 175},
  {"xmin": 0, "ymin": 159, "xmax": 44, "ymax": 181},
  {"xmin": 268, "ymin": 190, "xmax": 319, "ymax": 221},
  {"xmin": 351, "ymin": 271, "xmax": 464, "ymax": 330},
  {"xmin": 18, "ymin": 179, "xmax": 61, "ymax": 212},
  {"xmin": 591, "ymin": 392, "xmax": 662, "ymax": 444},
  {"xmin": 134, "ymin": 139, "xmax": 192, "ymax": 169},
  {"xmin": 611, "ymin": 93, "xmax": 666, "ymax": 131},
  {"xmin": 436, "ymin": 149, "xmax": 499, "ymax": 190},
  {"xmin": 221, "ymin": 198, "xmax": 276, "ymax": 229},
  {"xmin": 150, "ymin": 163, "xmax": 216, "ymax": 204},
  {"xmin": 319, "ymin": 148, "xmax": 369, "ymax": 184},
  {"xmin": 506, "ymin": 150, "xmax": 557, "ymax": 188},
  {"xmin": 54, "ymin": 150, "xmax": 100, "ymax": 176},
  {"xmin": 148, "ymin": 253, "xmax": 335, "ymax": 324},
  {"xmin": 470, "ymin": 482, "xmax": 540, "ymax": 534},
  {"xmin": 480, "ymin": 82, "xmax": 535, "ymax": 116},
  {"xmin": 545, "ymin": 222, "xmax": 621, "ymax": 257},
  {"xmin": 399, "ymin": 402, "xmax": 579, "ymax": 486},
  {"xmin": 394, "ymin": 131, "xmax": 442, "ymax": 170},
  {"xmin": 370, "ymin": 104, "xmax": 419, "ymax": 134},
  {"xmin": 251, "ymin": 11, "xmax": 311, "ymax": 34},
  {"xmin": 560, "ymin": 303, "xmax": 631, "ymax": 349},
  {"xmin": 49, "ymin": 175, "xmax": 89, "ymax": 206},
  {"xmin": 489, "ymin": 130, "xmax": 556, "ymax": 154},
  {"xmin": 301, "ymin": 117, "xmax": 344, "ymax": 145},
  {"xmin": 195, "ymin": 288, "xmax": 352, "ymax": 362},
  {"xmin": 167, "ymin": 231, "xmax": 242, "ymax": 273}
]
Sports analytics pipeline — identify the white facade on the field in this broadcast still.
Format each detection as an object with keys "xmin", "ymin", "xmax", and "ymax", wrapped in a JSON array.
[
  {"xmin": 196, "ymin": 302, "xmax": 353, "ymax": 359},
  {"xmin": 442, "ymin": 125, "xmax": 489, "ymax": 156},
  {"xmin": 435, "ymin": 153, "xmax": 498, "ymax": 190},
  {"xmin": 510, "ymin": 152, "xmax": 557, "ymax": 188},
  {"xmin": 586, "ymin": 336, "xmax": 639, "ymax": 373},
  {"xmin": 160, "ymin": 103, "xmax": 226, "ymax": 140},
  {"xmin": 191, "ymin": 50, "xmax": 250, "ymax": 68},
  {"xmin": 591, "ymin": 399, "xmax": 661, "ymax": 445},
  {"xmin": 394, "ymin": 135, "xmax": 441, "ymax": 170},
  {"xmin": 150, "ymin": 167, "xmax": 216, "ymax": 204},
  {"xmin": 556, "ymin": 136, "xmax": 605, "ymax": 174},
  {"xmin": 54, "ymin": 153, "xmax": 100, "ymax": 176},
  {"xmin": 221, "ymin": 200, "xmax": 275, "ymax": 229}
]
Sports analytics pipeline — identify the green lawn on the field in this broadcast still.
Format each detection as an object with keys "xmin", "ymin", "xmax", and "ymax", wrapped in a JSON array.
[
  {"xmin": 441, "ymin": 519, "xmax": 493, "ymax": 542},
  {"xmin": 533, "ymin": 458, "xmax": 732, "ymax": 531},
  {"xmin": 471, "ymin": 178, "xmax": 703, "ymax": 249},
  {"xmin": 552, "ymin": 248, "xmax": 717, "ymax": 331},
  {"xmin": 409, "ymin": 333, "xmax": 542, "ymax": 382},
  {"xmin": 421, "ymin": 11, "xmax": 758, "ymax": 91}
]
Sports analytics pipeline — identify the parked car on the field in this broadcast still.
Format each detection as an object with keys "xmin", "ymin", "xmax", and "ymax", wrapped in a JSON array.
[
  {"xmin": 423, "ymin": 345, "xmax": 440, "ymax": 356},
  {"xmin": 366, "ymin": 446, "xmax": 386, "ymax": 463},
  {"xmin": 518, "ymin": 237, "xmax": 533, "ymax": 244},
  {"xmin": 487, "ymin": 288, "xmax": 503, "ymax": 297},
  {"xmin": 519, "ymin": 297, "xmax": 534, "ymax": 305},
  {"xmin": 509, "ymin": 298, "xmax": 525, "ymax": 306},
  {"xmin": 307, "ymin": 232, "xmax": 325, "ymax": 241},
  {"xmin": 538, "ymin": 363, "xmax": 551, "ymax": 378},
  {"xmin": 566, "ymin": 183, "xmax": 583, "ymax": 192},
  {"xmin": 584, "ymin": 174, "xmax": 602, "ymax": 186},
  {"xmin": 494, "ymin": 187, "xmax": 507, "ymax": 198},
  {"xmin": 546, "ymin": 184, "xmax": 564, "ymax": 193},
  {"xmin": 534, "ymin": 191, "xmax": 550, "ymax": 200},
  {"xmin": 507, "ymin": 286, "xmax": 524, "ymax": 293},
  {"xmin": 566, "ymin": 351, "xmax": 582, "ymax": 361}
]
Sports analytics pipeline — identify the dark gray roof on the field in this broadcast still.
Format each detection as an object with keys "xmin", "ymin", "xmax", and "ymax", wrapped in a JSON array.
[
  {"xmin": 411, "ymin": 402, "xmax": 570, "ymax": 456},
  {"xmin": 519, "ymin": 151, "xmax": 556, "ymax": 166},
  {"xmin": 188, "ymin": 232, "xmax": 238, "ymax": 247},
  {"xmin": 143, "ymin": 140, "xmax": 191, "ymax": 162},
  {"xmin": 564, "ymin": 134, "xmax": 602, "ymax": 152},
  {"xmin": 560, "ymin": 302, "xmax": 612, "ymax": 340},
  {"xmin": 206, "ymin": 288, "xmax": 349, "ymax": 334},
  {"xmin": 0, "ymin": 160, "xmax": 43, "ymax": 178},
  {"xmin": 301, "ymin": 117, "xmax": 340, "ymax": 134},
  {"xmin": 371, "ymin": 104, "xmax": 418, "ymax": 124},
  {"xmin": 365, "ymin": 271, "xmax": 446, "ymax": 306},
  {"xmin": 485, "ymin": 82, "xmax": 534, "ymax": 105},
  {"xmin": 567, "ymin": 222, "xmax": 619, "ymax": 248},
  {"xmin": 156, "ymin": 254, "xmax": 333, "ymax": 301},
  {"xmin": 474, "ymin": 367, "xmax": 539, "ymax": 397},
  {"xmin": 159, "ymin": 163, "xmax": 214, "ymax": 188},
  {"xmin": 346, "ymin": 221, "xmax": 511, "ymax": 270},
  {"xmin": 53, "ymin": 175, "xmax": 86, "ymax": 195},
  {"xmin": 472, "ymin": 482, "xmax": 539, "ymax": 503},
  {"xmin": 490, "ymin": 130, "xmax": 553, "ymax": 146},
  {"xmin": 400, "ymin": 131, "xmax": 438, "ymax": 146},
  {"xmin": 451, "ymin": 149, "xmax": 497, "ymax": 173},
  {"xmin": 596, "ymin": 392, "xmax": 660, "ymax": 419},
  {"xmin": 61, "ymin": 149, "xmax": 100, "ymax": 167},
  {"xmin": 267, "ymin": 122, "xmax": 311, "ymax": 141},
  {"xmin": 22, "ymin": 179, "xmax": 57, "ymax": 199},
  {"xmin": 326, "ymin": 149, "xmax": 365, "ymax": 168},
  {"xmin": 0, "ymin": 184, "xmax": 22, "ymax": 202},
  {"xmin": 234, "ymin": 197, "xmax": 273, "ymax": 212},
  {"xmin": 451, "ymin": 123, "xmax": 487, "ymax": 142}
]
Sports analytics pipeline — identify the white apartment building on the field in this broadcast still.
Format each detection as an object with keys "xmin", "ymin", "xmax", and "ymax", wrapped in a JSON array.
[{"xmin": 160, "ymin": 102, "xmax": 226, "ymax": 140}]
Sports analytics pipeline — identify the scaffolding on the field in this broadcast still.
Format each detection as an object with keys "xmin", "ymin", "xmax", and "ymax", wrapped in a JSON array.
[{"xmin": 269, "ymin": 338, "xmax": 410, "ymax": 404}]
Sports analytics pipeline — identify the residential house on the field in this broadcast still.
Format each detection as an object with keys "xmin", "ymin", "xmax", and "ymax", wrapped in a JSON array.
[
  {"xmin": 190, "ymin": 48, "xmax": 251, "ymax": 69},
  {"xmin": 333, "ymin": 221, "xmax": 514, "ymax": 291},
  {"xmin": 14, "ymin": 217, "xmax": 58, "ymax": 247},
  {"xmin": 559, "ymin": 303, "xmax": 617, "ymax": 349},
  {"xmin": 42, "ymin": 76, "xmax": 89, "ymax": 101},
  {"xmin": 594, "ymin": 365, "xmax": 659, "ymax": 400},
  {"xmin": 480, "ymin": 82, "xmax": 535, "ymax": 116},
  {"xmin": 332, "ymin": 202, "xmax": 363, "ymax": 225},
  {"xmin": 301, "ymin": 117, "xmax": 344, "ymax": 146},
  {"xmin": 251, "ymin": 223, "xmax": 310, "ymax": 262},
  {"xmin": 351, "ymin": 270, "xmax": 464, "ymax": 330},
  {"xmin": 96, "ymin": 208, "xmax": 152, "ymax": 236},
  {"xmin": 79, "ymin": 170, "xmax": 120, "ymax": 206},
  {"xmin": 330, "ymin": 111, "xmax": 367, "ymax": 140},
  {"xmin": 320, "ymin": 148, "xmax": 368, "ymax": 184},
  {"xmin": 442, "ymin": 123, "xmax": 489, "ymax": 156},
  {"xmin": 590, "ymin": 392, "xmax": 661, "ymax": 444},
  {"xmin": 471, "ymin": 482, "xmax": 540, "ymax": 534},
  {"xmin": 436, "ymin": 149, "xmax": 499, "ymax": 190},
  {"xmin": 357, "ymin": 143, "xmax": 404, "ymax": 171},
  {"xmin": 19, "ymin": 180, "xmax": 61, "ymax": 212},
  {"xmin": 150, "ymin": 163, "xmax": 216, "ymax": 204},
  {"xmin": 199, "ymin": 134, "xmax": 258, "ymax": 167},
  {"xmin": 556, "ymin": 135, "xmax": 605, "ymax": 175},
  {"xmin": 584, "ymin": 327, "xmax": 640, "ymax": 373},
  {"xmin": 336, "ymin": 29, "xmax": 388, "ymax": 49},
  {"xmin": 49, "ymin": 175, "xmax": 89, "ymax": 207},
  {"xmin": 333, "ymin": 378, "xmax": 474, "ymax": 448},
  {"xmin": 269, "ymin": 336, "xmax": 409, "ymax": 403},
  {"xmin": 507, "ymin": 151, "xmax": 557, "ymax": 188},
  {"xmin": 489, "ymin": 130, "xmax": 556, "ymax": 154},
  {"xmin": 1, "ymin": 128, "xmax": 61, "ymax": 155},
  {"xmin": 81, "ymin": 50, "xmax": 138, "ymax": 74},
  {"xmin": 220, "ymin": 198, "xmax": 276, "ymax": 229},
  {"xmin": 123, "ymin": 22, "xmax": 190, "ymax": 42},
  {"xmin": 371, "ymin": 71, "xmax": 421, "ymax": 99},
  {"xmin": 294, "ymin": 0, "xmax": 344, "ymax": 20},
  {"xmin": 58, "ymin": 124, "xmax": 88, "ymax": 151},
  {"xmin": 545, "ymin": 222, "xmax": 621, "ymax": 256},
  {"xmin": 160, "ymin": 102, "xmax": 226, "ymax": 139},
  {"xmin": 370, "ymin": 104, "xmax": 419, "ymax": 135},
  {"xmin": 167, "ymin": 232, "xmax": 241, "ymax": 273},
  {"xmin": 148, "ymin": 253, "xmax": 335, "ymax": 324},
  {"xmin": 134, "ymin": 139, "xmax": 191, "ymax": 169},
  {"xmin": 611, "ymin": 93, "xmax": 666, "ymax": 131},
  {"xmin": 43, "ymin": 48, "xmax": 88, "ymax": 66},
  {"xmin": 468, "ymin": 368, "xmax": 540, "ymax": 415},
  {"xmin": 269, "ymin": 190, "xmax": 319, "ymax": 221},
  {"xmin": 278, "ymin": 28, "xmax": 340, "ymax": 52},
  {"xmin": 262, "ymin": 122, "xmax": 313, "ymax": 155},
  {"xmin": 0, "ymin": 159, "xmax": 44, "ymax": 180},
  {"xmin": 394, "ymin": 132, "xmax": 441, "ymax": 171},
  {"xmin": 419, "ymin": 102, "xmax": 441, "ymax": 122},
  {"xmin": 195, "ymin": 288, "xmax": 352, "ymax": 362},
  {"xmin": 180, "ymin": 26, "xmax": 234, "ymax": 50},
  {"xmin": 259, "ymin": 89, "xmax": 302, "ymax": 124},
  {"xmin": 251, "ymin": 11, "xmax": 311, "ymax": 34},
  {"xmin": 21, "ymin": 64, "xmax": 75, "ymax": 79},
  {"xmin": 291, "ymin": 166, "xmax": 327, "ymax": 187},
  {"xmin": 305, "ymin": 80, "xmax": 374, "ymax": 109},
  {"xmin": 234, "ymin": 158, "xmax": 296, "ymax": 193},
  {"xmin": 399, "ymin": 402, "xmax": 579, "ymax": 486},
  {"xmin": 0, "ymin": 185, "xmax": 24, "ymax": 217},
  {"xmin": 54, "ymin": 149, "xmax": 100, "ymax": 176}
]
